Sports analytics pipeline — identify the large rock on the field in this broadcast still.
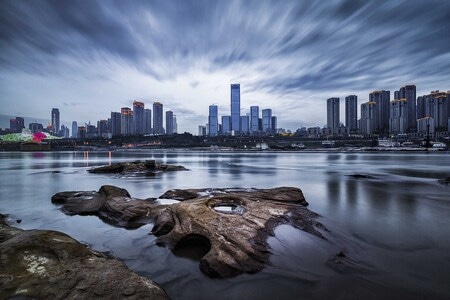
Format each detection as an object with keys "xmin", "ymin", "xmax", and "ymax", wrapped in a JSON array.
[
  {"xmin": 88, "ymin": 160, "xmax": 188, "ymax": 175},
  {"xmin": 52, "ymin": 185, "xmax": 327, "ymax": 278},
  {"xmin": 0, "ymin": 223, "xmax": 168, "ymax": 299},
  {"xmin": 51, "ymin": 185, "xmax": 161, "ymax": 228}
]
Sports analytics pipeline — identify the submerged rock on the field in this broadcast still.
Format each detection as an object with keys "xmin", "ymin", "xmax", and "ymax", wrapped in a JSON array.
[
  {"xmin": 0, "ymin": 222, "xmax": 168, "ymax": 299},
  {"xmin": 438, "ymin": 176, "xmax": 450, "ymax": 185},
  {"xmin": 88, "ymin": 159, "xmax": 188, "ymax": 175},
  {"xmin": 52, "ymin": 185, "xmax": 326, "ymax": 278}
]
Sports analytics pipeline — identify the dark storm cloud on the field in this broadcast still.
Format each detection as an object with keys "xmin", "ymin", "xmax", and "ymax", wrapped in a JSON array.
[{"xmin": 1, "ymin": 0, "xmax": 449, "ymax": 92}]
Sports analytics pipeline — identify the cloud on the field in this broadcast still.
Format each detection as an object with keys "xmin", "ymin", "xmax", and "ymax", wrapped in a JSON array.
[{"xmin": 1, "ymin": 0, "xmax": 449, "ymax": 133}]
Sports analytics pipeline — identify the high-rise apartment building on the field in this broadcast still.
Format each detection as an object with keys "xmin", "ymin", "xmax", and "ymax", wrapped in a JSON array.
[
  {"xmin": 144, "ymin": 109, "xmax": 152, "ymax": 134},
  {"xmin": 208, "ymin": 105, "xmax": 218, "ymax": 136},
  {"xmin": 399, "ymin": 85, "xmax": 416, "ymax": 131},
  {"xmin": 120, "ymin": 107, "xmax": 133, "ymax": 135},
  {"xmin": 369, "ymin": 90, "xmax": 390, "ymax": 134},
  {"xmin": 71, "ymin": 121, "xmax": 78, "ymax": 138},
  {"xmin": 172, "ymin": 116, "xmax": 177, "ymax": 134},
  {"xmin": 231, "ymin": 84, "xmax": 240, "ymax": 132},
  {"xmin": 389, "ymin": 99, "xmax": 408, "ymax": 134},
  {"xmin": 327, "ymin": 98, "xmax": 340, "ymax": 134},
  {"xmin": 153, "ymin": 102, "xmax": 164, "ymax": 134},
  {"xmin": 110, "ymin": 112, "xmax": 121, "ymax": 136},
  {"xmin": 345, "ymin": 95, "xmax": 358, "ymax": 133},
  {"xmin": 166, "ymin": 111, "xmax": 174, "ymax": 134},
  {"xmin": 250, "ymin": 106, "xmax": 259, "ymax": 134},
  {"xmin": 51, "ymin": 108, "xmax": 60, "ymax": 135},
  {"xmin": 262, "ymin": 109, "xmax": 272, "ymax": 133},
  {"xmin": 359, "ymin": 101, "xmax": 376, "ymax": 135},
  {"xmin": 29, "ymin": 122, "xmax": 43, "ymax": 133},
  {"xmin": 133, "ymin": 101, "xmax": 145, "ymax": 135}
]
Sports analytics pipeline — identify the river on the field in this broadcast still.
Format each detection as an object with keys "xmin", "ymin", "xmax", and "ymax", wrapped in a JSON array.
[{"xmin": 0, "ymin": 150, "xmax": 449, "ymax": 299}]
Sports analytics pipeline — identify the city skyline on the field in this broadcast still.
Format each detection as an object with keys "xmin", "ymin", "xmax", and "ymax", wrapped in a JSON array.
[{"xmin": 1, "ymin": 1, "xmax": 450, "ymax": 134}]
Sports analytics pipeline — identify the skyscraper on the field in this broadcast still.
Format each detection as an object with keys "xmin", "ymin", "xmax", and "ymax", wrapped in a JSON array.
[
  {"xmin": 250, "ymin": 106, "xmax": 259, "ymax": 134},
  {"xmin": 120, "ymin": 107, "xmax": 133, "ymax": 135},
  {"xmin": 271, "ymin": 116, "xmax": 277, "ymax": 134},
  {"xmin": 369, "ymin": 90, "xmax": 390, "ymax": 134},
  {"xmin": 221, "ymin": 116, "xmax": 231, "ymax": 135},
  {"xmin": 133, "ymin": 101, "xmax": 145, "ymax": 135},
  {"xmin": 144, "ymin": 109, "xmax": 152, "ymax": 134},
  {"xmin": 389, "ymin": 99, "xmax": 408, "ymax": 134},
  {"xmin": 359, "ymin": 101, "xmax": 376, "ymax": 135},
  {"xmin": 399, "ymin": 85, "xmax": 416, "ymax": 131},
  {"xmin": 327, "ymin": 98, "xmax": 340, "ymax": 134},
  {"xmin": 153, "ymin": 102, "xmax": 164, "ymax": 134},
  {"xmin": 110, "ymin": 112, "xmax": 121, "ymax": 136},
  {"xmin": 71, "ymin": 121, "xmax": 78, "ymax": 138},
  {"xmin": 51, "ymin": 108, "xmax": 60, "ymax": 135},
  {"xmin": 165, "ymin": 111, "xmax": 174, "ymax": 134},
  {"xmin": 240, "ymin": 116, "xmax": 249, "ymax": 134},
  {"xmin": 172, "ymin": 116, "xmax": 177, "ymax": 134},
  {"xmin": 208, "ymin": 105, "xmax": 218, "ymax": 136},
  {"xmin": 345, "ymin": 95, "xmax": 358, "ymax": 133},
  {"xmin": 231, "ymin": 84, "xmax": 240, "ymax": 132},
  {"xmin": 262, "ymin": 109, "xmax": 272, "ymax": 133}
]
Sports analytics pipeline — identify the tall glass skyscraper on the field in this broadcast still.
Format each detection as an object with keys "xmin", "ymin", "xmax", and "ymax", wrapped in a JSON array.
[
  {"xmin": 166, "ymin": 111, "xmax": 174, "ymax": 134},
  {"xmin": 240, "ymin": 116, "xmax": 249, "ymax": 134},
  {"xmin": 250, "ymin": 106, "xmax": 259, "ymax": 134},
  {"xmin": 51, "ymin": 108, "xmax": 60, "ymax": 135},
  {"xmin": 231, "ymin": 84, "xmax": 240, "ymax": 132},
  {"xmin": 208, "ymin": 105, "xmax": 218, "ymax": 136},
  {"xmin": 71, "ymin": 121, "xmax": 78, "ymax": 138},
  {"xmin": 345, "ymin": 95, "xmax": 358, "ymax": 133},
  {"xmin": 153, "ymin": 102, "xmax": 164, "ymax": 134},
  {"xmin": 262, "ymin": 109, "xmax": 272, "ymax": 133},
  {"xmin": 327, "ymin": 98, "xmax": 340, "ymax": 134},
  {"xmin": 221, "ymin": 116, "xmax": 231, "ymax": 135},
  {"xmin": 133, "ymin": 101, "xmax": 145, "ymax": 135}
]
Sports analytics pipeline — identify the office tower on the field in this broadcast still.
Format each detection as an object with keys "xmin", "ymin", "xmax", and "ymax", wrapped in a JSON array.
[
  {"xmin": 221, "ymin": 116, "xmax": 231, "ymax": 135},
  {"xmin": 173, "ymin": 116, "xmax": 177, "ymax": 134},
  {"xmin": 77, "ymin": 126, "xmax": 86, "ymax": 139},
  {"xmin": 97, "ymin": 120, "xmax": 108, "ymax": 137},
  {"xmin": 9, "ymin": 119, "xmax": 18, "ymax": 133},
  {"xmin": 51, "ymin": 108, "xmax": 60, "ymax": 135},
  {"xmin": 120, "ymin": 107, "xmax": 133, "ymax": 135},
  {"xmin": 29, "ymin": 122, "xmax": 43, "ymax": 133},
  {"xmin": 399, "ymin": 85, "xmax": 416, "ymax": 131},
  {"xmin": 389, "ymin": 99, "xmax": 408, "ymax": 134},
  {"xmin": 271, "ymin": 116, "xmax": 277, "ymax": 133},
  {"xmin": 231, "ymin": 84, "xmax": 240, "ymax": 132},
  {"xmin": 208, "ymin": 105, "xmax": 218, "ymax": 136},
  {"xmin": 327, "ymin": 98, "xmax": 340, "ymax": 135},
  {"xmin": 250, "ymin": 106, "xmax": 259, "ymax": 134},
  {"xmin": 262, "ymin": 109, "xmax": 272, "ymax": 133},
  {"xmin": 240, "ymin": 116, "xmax": 249, "ymax": 134},
  {"xmin": 359, "ymin": 101, "xmax": 376, "ymax": 135},
  {"xmin": 345, "ymin": 95, "xmax": 358, "ymax": 133},
  {"xmin": 144, "ymin": 109, "xmax": 152, "ymax": 134},
  {"xmin": 71, "ymin": 121, "xmax": 78, "ymax": 138},
  {"xmin": 110, "ymin": 112, "xmax": 121, "ymax": 136},
  {"xmin": 369, "ymin": 90, "xmax": 390, "ymax": 134},
  {"xmin": 166, "ymin": 111, "xmax": 174, "ymax": 134},
  {"xmin": 153, "ymin": 102, "xmax": 164, "ymax": 134},
  {"xmin": 133, "ymin": 101, "xmax": 145, "ymax": 135}
]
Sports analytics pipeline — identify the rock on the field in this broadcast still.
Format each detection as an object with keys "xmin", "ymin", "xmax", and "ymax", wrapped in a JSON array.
[
  {"xmin": 52, "ymin": 185, "xmax": 326, "ymax": 278},
  {"xmin": 51, "ymin": 185, "xmax": 161, "ymax": 229},
  {"xmin": 88, "ymin": 160, "xmax": 188, "ymax": 175},
  {"xmin": 0, "ymin": 223, "xmax": 169, "ymax": 299},
  {"xmin": 0, "ymin": 213, "xmax": 7, "ymax": 225}
]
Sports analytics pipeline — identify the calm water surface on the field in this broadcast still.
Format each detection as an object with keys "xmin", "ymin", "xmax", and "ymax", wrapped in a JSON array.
[{"xmin": 0, "ymin": 151, "xmax": 449, "ymax": 299}]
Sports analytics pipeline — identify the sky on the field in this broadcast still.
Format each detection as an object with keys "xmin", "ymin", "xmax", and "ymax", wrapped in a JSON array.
[{"xmin": 1, "ymin": 0, "xmax": 450, "ymax": 133}]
